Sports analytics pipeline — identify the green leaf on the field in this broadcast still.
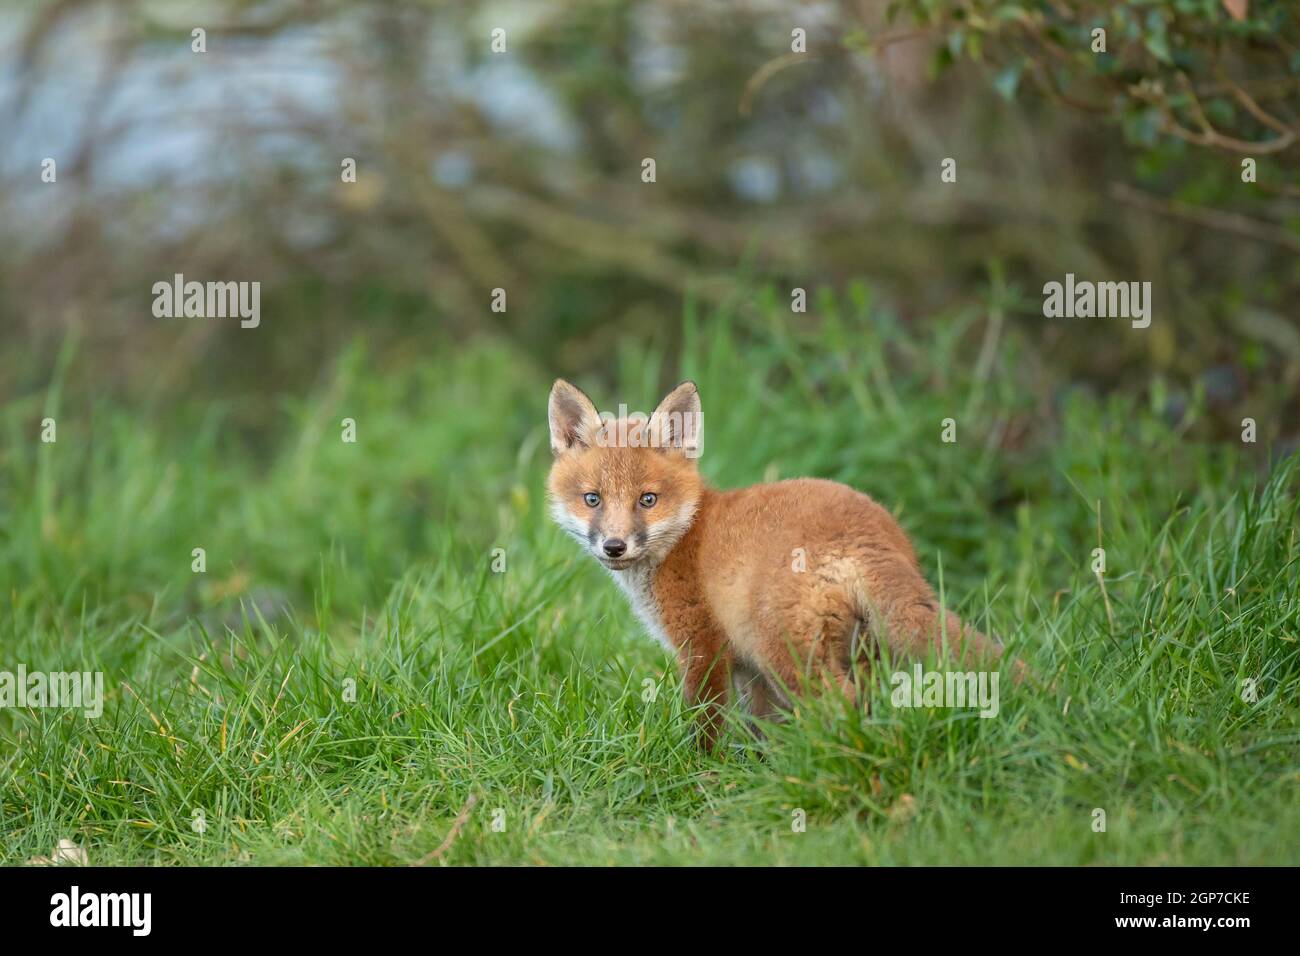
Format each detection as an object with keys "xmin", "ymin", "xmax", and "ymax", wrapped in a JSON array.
[
  {"xmin": 1145, "ymin": 31, "xmax": 1172, "ymax": 63},
  {"xmin": 1145, "ymin": 11, "xmax": 1173, "ymax": 63},
  {"xmin": 994, "ymin": 62, "xmax": 1023, "ymax": 101}
]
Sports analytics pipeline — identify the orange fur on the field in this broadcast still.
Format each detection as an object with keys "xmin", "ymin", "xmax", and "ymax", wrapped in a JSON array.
[{"xmin": 547, "ymin": 379, "xmax": 1010, "ymax": 750}]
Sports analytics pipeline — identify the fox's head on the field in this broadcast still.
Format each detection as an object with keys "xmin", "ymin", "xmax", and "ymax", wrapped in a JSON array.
[{"xmin": 546, "ymin": 379, "xmax": 704, "ymax": 571}]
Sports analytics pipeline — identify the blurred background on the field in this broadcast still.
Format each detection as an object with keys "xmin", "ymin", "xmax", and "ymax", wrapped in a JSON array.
[{"xmin": 1, "ymin": 0, "xmax": 1297, "ymax": 440}]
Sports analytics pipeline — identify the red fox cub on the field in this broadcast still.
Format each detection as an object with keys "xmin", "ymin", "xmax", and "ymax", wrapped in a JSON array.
[{"xmin": 547, "ymin": 379, "xmax": 1012, "ymax": 748}]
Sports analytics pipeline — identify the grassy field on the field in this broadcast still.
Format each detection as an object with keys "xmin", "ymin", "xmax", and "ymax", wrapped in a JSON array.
[{"xmin": 2, "ymin": 292, "xmax": 1298, "ymax": 866}]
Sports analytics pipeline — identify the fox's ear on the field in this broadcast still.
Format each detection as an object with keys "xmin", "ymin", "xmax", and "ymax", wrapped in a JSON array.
[
  {"xmin": 548, "ymin": 379, "xmax": 602, "ymax": 456},
  {"xmin": 649, "ymin": 381, "xmax": 702, "ymax": 458}
]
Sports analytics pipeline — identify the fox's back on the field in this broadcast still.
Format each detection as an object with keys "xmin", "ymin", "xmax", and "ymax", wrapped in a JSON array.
[
  {"xmin": 695, "ymin": 477, "xmax": 919, "ymax": 570},
  {"xmin": 677, "ymin": 478, "xmax": 921, "ymax": 659}
]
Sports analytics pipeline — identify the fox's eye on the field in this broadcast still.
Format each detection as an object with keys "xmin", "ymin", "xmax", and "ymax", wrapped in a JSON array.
[
  {"xmin": 639, "ymin": 492, "xmax": 658, "ymax": 508},
  {"xmin": 583, "ymin": 492, "xmax": 601, "ymax": 508}
]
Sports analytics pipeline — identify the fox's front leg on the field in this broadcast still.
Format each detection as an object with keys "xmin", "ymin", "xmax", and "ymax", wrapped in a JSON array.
[{"xmin": 677, "ymin": 636, "xmax": 731, "ymax": 752}]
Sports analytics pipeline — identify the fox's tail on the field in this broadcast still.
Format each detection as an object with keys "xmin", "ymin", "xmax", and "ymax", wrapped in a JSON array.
[{"xmin": 849, "ymin": 573, "xmax": 1030, "ymax": 682}]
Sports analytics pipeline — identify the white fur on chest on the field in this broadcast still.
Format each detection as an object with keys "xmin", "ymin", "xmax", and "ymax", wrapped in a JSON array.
[{"xmin": 608, "ymin": 562, "xmax": 676, "ymax": 654}]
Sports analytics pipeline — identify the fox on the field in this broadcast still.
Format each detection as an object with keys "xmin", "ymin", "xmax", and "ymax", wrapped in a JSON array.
[{"xmin": 547, "ymin": 378, "xmax": 1016, "ymax": 749}]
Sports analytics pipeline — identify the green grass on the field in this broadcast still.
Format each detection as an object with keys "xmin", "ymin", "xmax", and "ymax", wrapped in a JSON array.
[{"xmin": 2, "ymin": 289, "xmax": 1298, "ymax": 865}]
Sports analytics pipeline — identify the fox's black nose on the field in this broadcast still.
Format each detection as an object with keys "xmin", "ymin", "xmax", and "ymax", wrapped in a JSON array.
[{"xmin": 603, "ymin": 538, "xmax": 627, "ymax": 558}]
